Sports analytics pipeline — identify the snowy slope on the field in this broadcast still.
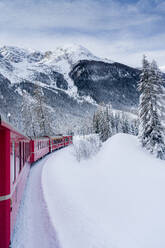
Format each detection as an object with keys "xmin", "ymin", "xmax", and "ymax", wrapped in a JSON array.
[
  {"xmin": 42, "ymin": 134, "xmax": 165, "ymax": 248},
  {"xmin": 39, "ymin": 44, "xmax": 112, "ymax": 97},
  {"xmin": 0, "ymin": 45, "xmax": 112, "ymax": 99},
  {"xmin": 0, "ymin": 44, "xmax": 143, "ymax": 132}
]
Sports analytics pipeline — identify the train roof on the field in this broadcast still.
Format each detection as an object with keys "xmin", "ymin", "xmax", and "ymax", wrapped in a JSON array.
[{"xmin": 0, "ymin": 114, "xmax": 30, "ymax": 139}]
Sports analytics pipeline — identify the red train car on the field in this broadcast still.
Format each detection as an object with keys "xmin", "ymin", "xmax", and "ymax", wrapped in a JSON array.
[
  {"xmin": 0, "ymin": 115, "xmax": 31, "ymax": 248},
  {"xmin": 30, "ymin": 137, "xmax": 50, "ymax": 163},
  {"xmin": 0, "ymin": 113, "xmax": 73, "ymax": 248},
  {"xmin": 49, "ymin": 136, "xmax": 65, "ymax": 152},
  {"xmin": 64, "ymin": 135, "xmax": 73, "ymax": 146}
]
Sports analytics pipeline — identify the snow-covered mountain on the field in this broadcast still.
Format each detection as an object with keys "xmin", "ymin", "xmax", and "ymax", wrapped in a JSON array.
[{"xmin": 0, "ymin": 44, "xmax": 143, "ymax": 132}]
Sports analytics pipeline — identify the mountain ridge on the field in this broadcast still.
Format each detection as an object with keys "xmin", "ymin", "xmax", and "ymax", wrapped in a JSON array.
[{"xmin": 0, "ymin": 44, "xmax": 151, "ymax": 133}]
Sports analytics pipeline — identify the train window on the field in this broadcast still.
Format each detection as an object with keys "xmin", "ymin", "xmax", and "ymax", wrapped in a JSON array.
[
  {"xmin": 23, "ymin": 142, "xmax": 25, "ymax": 167},
  {"xmin": 26, "ymin": 142, "xmax": 30, "ymax": 160},
  {"xmin": 25, "ymin": 143, "xmax": 27, "ymax": 161},
  {"xmin": 11, "ymin": 142, "xmax": 16, "ymax": 183},
  {"xmin": 19, "ymin": 142, "xmax": 22, "ymax": 172}
]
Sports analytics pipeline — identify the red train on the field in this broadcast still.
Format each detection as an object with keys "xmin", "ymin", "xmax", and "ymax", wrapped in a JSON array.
[{"xmin": 0, "ymin": 115, "xmax": 73, "ymax": 248}]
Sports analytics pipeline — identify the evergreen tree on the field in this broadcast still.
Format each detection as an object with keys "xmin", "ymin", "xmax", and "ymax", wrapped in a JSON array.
[
  {"xmin": 101, "ymin": 105, "xmax": 112, "ymax": 141},
  {"xmin": 93, "ymin": 104, "xmax": 112, "ymax": 142},
  {"xmin": 121, "ymin": 112, "xmax": 130, "ymax": 134},
  {"xmin": 33, "ymin": 84, "xmax": 52, "ymax": 137},
  {"xmin": 93, "ymin": 112, "xmax": 100, "ymax": 134},
  {"xmin": 146, "ymin": 61, "xmax": 165, "ymax": 159},
  {"xmin": 97, "ymin": 105, "xmax": 105, "ymax": 141},
  {"xmin": 21, "ymin": 90, "xmax": 36, "ymax": 137},
  {"xmin": 138, "ymin": 56, "xmax": 165, "ymax": 159},
  {"xmin": 109, "ymin": 110, "xmax": 116, "ymax": 135},
  {"xmin": 138, "ymin": 56, "xmax": 152, "ymax": 147}
]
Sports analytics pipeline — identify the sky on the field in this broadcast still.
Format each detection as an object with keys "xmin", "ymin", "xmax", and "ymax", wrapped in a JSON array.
[{"xmin": 0, "ymin": 0, "xmax": 165, "ymax": 70}]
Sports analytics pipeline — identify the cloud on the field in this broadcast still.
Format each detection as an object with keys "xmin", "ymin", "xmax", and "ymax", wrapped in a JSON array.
[
  {"xmin": 0, "ymin": 0, "xmax": 160, "ymax": 32},
  {"xmin": 0, "ymin": 0, "xmax": 164, "ymax": 69},
  {"xmin": 160, "ymin": 66, "xmax": 165, "ymax": 73}
]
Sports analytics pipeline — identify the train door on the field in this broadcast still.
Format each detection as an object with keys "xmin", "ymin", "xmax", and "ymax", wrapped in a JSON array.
[
  {"xmin": 19, "ymin": 142, "xmax": 22, "ymax": 173},
  {"xmin": 22, "ymin": 142, "xmax": 25, "ymax": 167},
  {"xmin": 11, "ymin": 142, "xmax": 16, "ymax": 183},
  {"xmin": 19, "ymin": 142, "xmax": 24, "ymax": 171},
  {"xmin": 51, "ymin": 140, "xmax": 52, "ymax": 152}
]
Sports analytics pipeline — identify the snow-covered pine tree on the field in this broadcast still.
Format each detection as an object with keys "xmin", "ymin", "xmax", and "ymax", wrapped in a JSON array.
[
  {"xmin": 138, "ymin": 56, "xmax": 165, "ymax": 159},
  {"xmin": 109, "ymin": 110, "xmax": 116, "ymax": 135},
  {"xmin": 104, "ymin": 104, "xmax": 112, "ymax": 139},
  {"xmin": 115, "ymin": 112, "xmax": 123, "ymax": 133},
  {"xmin": 33, "ymin": 84, "xmax": 52, "ymax": 137},
  {"xmin": 93, "ymin": 111, "xmax": 100, "ymax": 134},
  {"xmin": 131, "ymin": 119, "xmax": 139, "ymax": 136},
  {"xmin": 121, "ymin": 112, "xmax": 130, "ymax": 134},
  {"xmin": 21, "ymin": 90, "xmax": 36, "ymax": 137},
  {"xmin": 93, "ymin": 104, "xmax": 112, "ymax": 142},
  {"xmin": 97, "ymin": 105, "xmax": 105, "ymax": 142},
  {"xmin": 146, "ymin": 60, "xmax": 165, "ymax": 159},
  {"xmin": 138, "ymin": 55, "xmax": 151, "ymax": 147}
]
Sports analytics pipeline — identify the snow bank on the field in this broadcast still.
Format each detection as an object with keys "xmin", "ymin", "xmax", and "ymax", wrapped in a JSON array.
[
  {"xmin": 73, "ymin": 134, "xmax": 101, "ymax": 161},
  {"xmin": 12, "ymin": 156, "xmax": 59, "ymax": 248},
  {"xmin": 42, "ymin": 133, "xmax": 165, "ymax": 248}
]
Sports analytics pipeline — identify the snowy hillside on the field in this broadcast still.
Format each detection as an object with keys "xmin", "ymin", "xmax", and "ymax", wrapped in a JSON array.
[
  {"xmin": 0, "ymin": 44, "xmax": 146, "ymax": 132},
  {"xmin": 0, "ymin": 44, "xmax": 143, "ymax": 133},
  {"xmin": 39, "ymin": 44, "xmax": 113, "ymax": 97},
  {"xmin": 0, "ymin": 44, "xmax": 112, "ymax": 98},
  {"xmin": 41, "ymin": 134, "xmax": 165, "ymax": 248}
]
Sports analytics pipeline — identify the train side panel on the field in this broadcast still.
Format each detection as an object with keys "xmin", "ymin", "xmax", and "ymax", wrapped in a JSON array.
[
  {"xmin": 30, "ymin": 140, "xmax": 34, "ymax": 163},
  {"xmin": 10, "ymin": 135, "xmax": 31, "ymax": 238},
  {"xmin": 30, "ymin": 138, "xmax": 50, "ymax": 163},
  {"xmin": 50, "ymin": 137, "xmax": 65, "ymax": 151},
  {"xmin": 0, "ymin": 127, "xmax": 11, "ymax": 248},
  {"xmin": 69, "ymin": 136, "xmax": 73, "ymax": 144},
  {"xmin": 64, "ymin": 136, "xmax": 70, "ymax": 146}
]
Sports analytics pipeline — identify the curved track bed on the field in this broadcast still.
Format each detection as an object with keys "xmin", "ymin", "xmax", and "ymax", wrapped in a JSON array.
[{"xmin": 11, "ymin": 155, "xmax": 60, "ymax": 248}]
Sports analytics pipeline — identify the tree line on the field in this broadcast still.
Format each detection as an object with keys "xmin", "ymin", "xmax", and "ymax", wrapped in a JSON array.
[
  {"xmin": 92, "ymin": 56, "xmax": 165, "ymax": 160},
  {"xmin": 93, "ymin": 105, "xmax": 138, "ymax": 142}
]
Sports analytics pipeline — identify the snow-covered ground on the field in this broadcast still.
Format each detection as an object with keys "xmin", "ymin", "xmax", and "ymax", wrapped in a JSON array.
[
  {"xmin": 12, "ymin": 134, "xmax": 165, "ymax": 248},
  {"xmin": 11, "ymin": 155, "xmax": 60, "ymax": 248},
  {"xmin": 42, "ymin": 134, "xmax": 165, "ymax": 248}
]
